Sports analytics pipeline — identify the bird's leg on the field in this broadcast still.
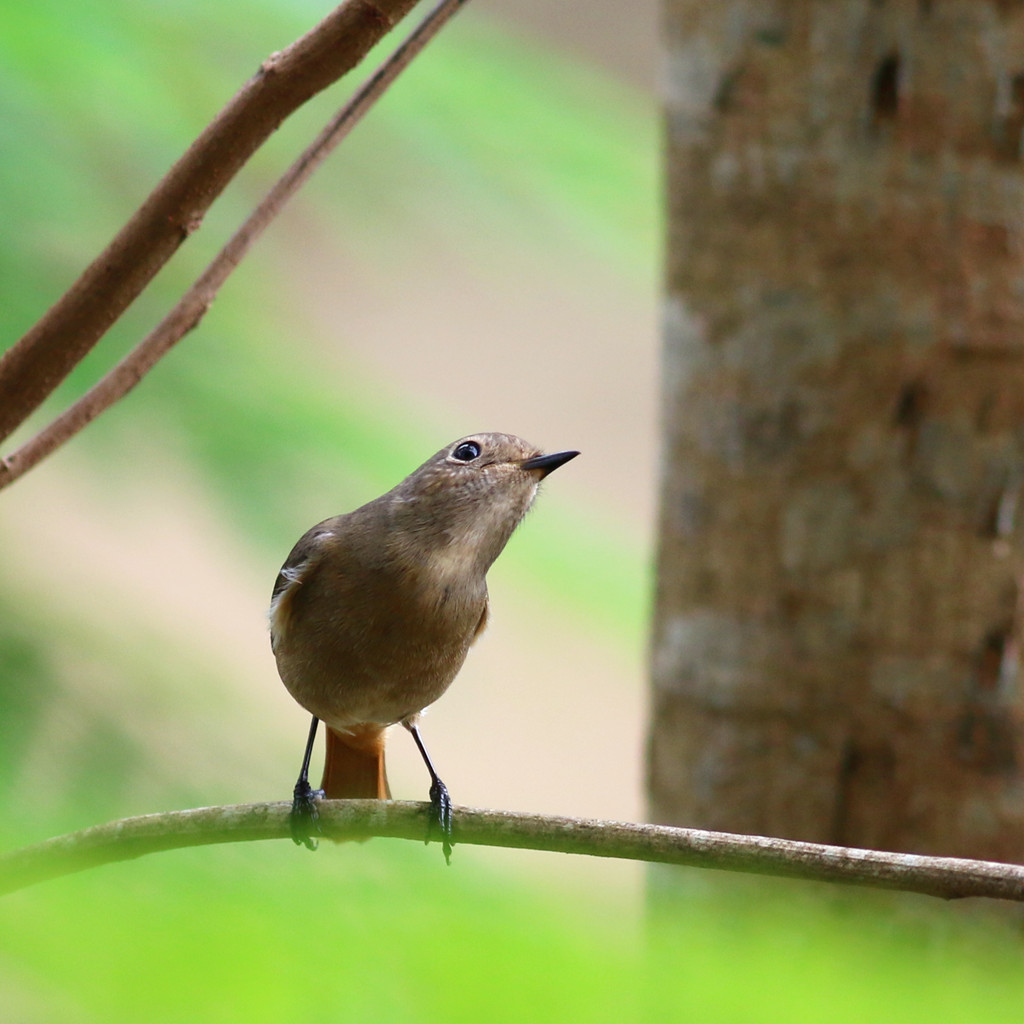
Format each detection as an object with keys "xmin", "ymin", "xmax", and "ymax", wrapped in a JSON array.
[
  {"xmin": 405, "ymin": 720, "xmax": 453, "ymax": 865},
  {"xmin": 290, "ymin": 715, "xmax": 324, "ymax": 851}
]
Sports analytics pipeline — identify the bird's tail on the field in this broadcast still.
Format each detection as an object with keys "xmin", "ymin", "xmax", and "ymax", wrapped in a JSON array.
[{"xmin": 321, "ymin": 725, "xmax": 391, "ymax": 799}]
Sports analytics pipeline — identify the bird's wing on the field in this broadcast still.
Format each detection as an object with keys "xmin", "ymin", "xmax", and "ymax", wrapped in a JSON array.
[{"xmin": 269, "ymin": 522, "xmax": 337, "ymax": 653}]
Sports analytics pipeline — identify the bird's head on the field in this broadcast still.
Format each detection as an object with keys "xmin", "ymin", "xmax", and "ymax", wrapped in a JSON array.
[{"xmin": 388, "ymin": 432, "xmax": 579, "ymax": 575}]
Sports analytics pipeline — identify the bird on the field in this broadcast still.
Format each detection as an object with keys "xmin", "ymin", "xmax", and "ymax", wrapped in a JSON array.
[{"xmin": 269, "ymin": 432, "xmax": 579, "ymax": 859}]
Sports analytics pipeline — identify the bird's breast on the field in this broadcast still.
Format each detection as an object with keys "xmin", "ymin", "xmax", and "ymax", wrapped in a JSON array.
[{"xmin": 273, "ymin": 549, "xmax": 487, "ymax": 729}]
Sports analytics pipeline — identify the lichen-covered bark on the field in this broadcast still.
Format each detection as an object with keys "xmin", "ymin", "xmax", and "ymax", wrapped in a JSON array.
[{"xmin": 652, "ymin": 0, "xmax": 1024, "ymax": 859}]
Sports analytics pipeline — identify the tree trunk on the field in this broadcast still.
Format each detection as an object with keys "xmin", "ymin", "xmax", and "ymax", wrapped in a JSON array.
[{"xmin": 651, "ymin": 0, "xmax": 1024, "ymax": 861}]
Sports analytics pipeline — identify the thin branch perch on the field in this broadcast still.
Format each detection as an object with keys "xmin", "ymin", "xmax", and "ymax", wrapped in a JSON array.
[
  {"xmin": 0, "ymin": 0, "xmax": 470, "ymax": 492},
  {"xmin": 3, "ymin": 800, "xmax": 1024, "ymax": 901},
  {"xmin": 0, "ymin": 0, "xmax": 424, "ymax": 445}
]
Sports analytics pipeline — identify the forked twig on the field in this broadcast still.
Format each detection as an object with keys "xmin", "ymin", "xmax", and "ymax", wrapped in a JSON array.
[{"xmin": 0, "ymin": 0, "xmax": 466, "ymax": 466}]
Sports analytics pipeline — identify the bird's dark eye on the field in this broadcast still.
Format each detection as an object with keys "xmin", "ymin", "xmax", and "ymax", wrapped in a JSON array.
[{"xmin": 451, "ymin": 441, "xmax": 481, "ymax": 462}]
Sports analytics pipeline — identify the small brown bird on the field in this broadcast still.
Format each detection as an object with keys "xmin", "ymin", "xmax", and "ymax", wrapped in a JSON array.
[{"xmin": 270, "ymin": 432, "xmax": 579, "ymax": 857}]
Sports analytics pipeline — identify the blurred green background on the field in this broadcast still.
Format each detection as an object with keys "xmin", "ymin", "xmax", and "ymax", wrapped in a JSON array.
[{"xmin": 1, "ymin": 0, "xmax": 1022, "ymax": 1020}]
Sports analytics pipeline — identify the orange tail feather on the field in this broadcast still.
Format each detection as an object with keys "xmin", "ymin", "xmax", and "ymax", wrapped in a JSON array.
[{"xmin": 321, "ymin": 725, "xmax": 390, "ymax": 799}]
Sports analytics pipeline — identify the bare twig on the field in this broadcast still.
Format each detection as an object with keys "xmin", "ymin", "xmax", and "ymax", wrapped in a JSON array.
[
  {"xmin": 3, "ymin": 800, "xmax": 1024, "ymax": 901},
  {"xmin": 0, "ymin": 0, "xmax": 424, "ymax": 445},
  {"xmin": 0, "ymin": 0, "xmax": 470, "ymax": 492}
]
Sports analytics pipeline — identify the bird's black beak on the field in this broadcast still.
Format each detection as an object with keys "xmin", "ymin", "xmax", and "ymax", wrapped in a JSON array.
[{"xmin": 521, "ymin": 450, "xmax": 580, "ymax": 478}]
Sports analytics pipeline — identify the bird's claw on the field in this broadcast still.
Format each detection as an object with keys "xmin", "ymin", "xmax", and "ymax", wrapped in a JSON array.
[
  {"xmin": 290, "ymin": 779, "xmax": 325, "ymax": 851},
  {"xmin": 428, "ymin": 778, "xmax": 454, "ymax": 865}
]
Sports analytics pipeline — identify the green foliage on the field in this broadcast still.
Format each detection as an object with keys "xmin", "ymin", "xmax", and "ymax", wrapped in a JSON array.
[
  {"xmin": 371, "ymin": 18, "xmax": 658, "ymax": 280},
  {"xmin": 3, "ymin": 843, "xmax": 1024, "ymax": 1023}
]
